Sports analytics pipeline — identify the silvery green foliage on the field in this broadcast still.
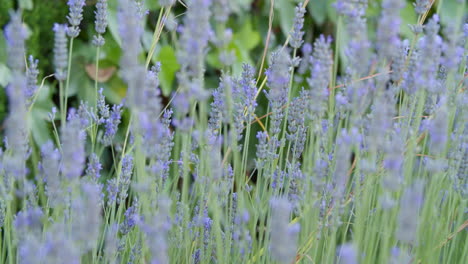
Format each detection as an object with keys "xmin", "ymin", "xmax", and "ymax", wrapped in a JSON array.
[
  {"xmin": 53, "ymin": 24, "xmax": 68, "ymax": 81},
  {"xmin": 269, "ymin": 197, "xmax": 300, "ymax": 263}
]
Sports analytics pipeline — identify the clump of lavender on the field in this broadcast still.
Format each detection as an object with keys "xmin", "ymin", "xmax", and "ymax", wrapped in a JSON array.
[
  {"xmin": 93, "ymin": 0, "xmax": 108, "ymax": 46},
  {"xmin": 289, "ymin": 3, "xmax": 306, "ymax": 49},
  {"xmin": 269, "ymin": 197, "xmax": 300, "ymax": 263},
  {"xmin": 66, "ymin": 0, "xmax": 86, "ymax": 38}
]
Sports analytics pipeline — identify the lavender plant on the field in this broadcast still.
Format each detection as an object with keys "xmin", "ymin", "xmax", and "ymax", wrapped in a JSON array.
[{"xmin": 0, "ymin": 1, "xmax": 467, "ymax": 264}]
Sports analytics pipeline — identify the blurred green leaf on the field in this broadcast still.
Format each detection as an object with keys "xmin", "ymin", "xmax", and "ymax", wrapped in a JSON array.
[
  {"xmin": 308, "ymin": 0, "xmax": 327, "ymax": 25},
  {"xmin": 19, "ymin": 0, "xmax": 33, "ymax": 10},
  {"xmin": 155, "ymin": 45, "xmax": 180, "ymax": 96},
  {"xmin": 105, "ymin": 75, "xmax": 127, "ymax": 104},
  {"xmin": 145, "ymin": 1, "xmax": 160, "ymax": 11},
  {"xmin": 0, "ymin": 63, "xmax": 11, "ymax": 87},
  {"xmin": 107, "ymin": 8, "xmax": 122, "ymax": 47},
  {"xmin": 234, "ymin": 19, "xmax": 260, "ymax": 51},
  {"xmin": 29, "ymin": 85, "xmax": 55, "ymax": 145},
  {"xmin": 276, "ymin": 1, "xmax": 295, "ymax": 37},
  {"xmin": 400, "ymin": 2, "xmax": 418, "ymax": 40},
  {"xmin": 438, "ymin": 0, "xmax": 463, "ymax": 27}
]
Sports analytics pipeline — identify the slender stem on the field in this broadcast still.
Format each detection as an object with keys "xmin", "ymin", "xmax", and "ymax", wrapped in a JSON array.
[{"xmin": 63, "ymin": 37, "xmax": 75, "ymax": 126}]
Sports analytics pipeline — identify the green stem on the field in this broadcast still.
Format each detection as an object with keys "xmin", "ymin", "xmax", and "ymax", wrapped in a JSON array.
[{"xmin": 63, "ymin": 38, "xmax": 75, "ymax": 126}]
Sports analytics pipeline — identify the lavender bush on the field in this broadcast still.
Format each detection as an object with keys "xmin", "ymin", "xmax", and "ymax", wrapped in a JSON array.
[{"xmin": 0, "ymin": 0, "xmax": 467, "ymax": 263}]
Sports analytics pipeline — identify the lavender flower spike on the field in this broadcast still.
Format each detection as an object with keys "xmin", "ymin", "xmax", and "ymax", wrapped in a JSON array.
[
  {"xmin": 5, "ymin": 10, "xmax": 27, "ymax": 72},
  {"xmin": 4, "ymin": 10, "xmax": 29, "ymax": 182},
  {"xmin": 289, "ymin": 3, "xmax": 306, "ymax": 49},
  {"xmin": 376, "ymin": 0, "xmax": 405, "ymax": 60},
  {"xmin": 67, "ymin": 0, "xmax": 86, "ymax": 38},
  {"xmin": 53, "ymin": 24, "xmax": 68, "ymax": 81},
  {"xmin": 93, "ymin": 0, "xmax": 108, "ymax": 46},
  {"xmin": 269, "ymin": 197, "xmax": 300, "ymax": 263}
]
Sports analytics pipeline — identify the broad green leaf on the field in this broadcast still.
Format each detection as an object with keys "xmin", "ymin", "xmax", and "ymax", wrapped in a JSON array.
[
  {"xmin": 155, "ymin": 45, "xmax": 180, "ymax": 96},
  {"xmin": 107, "ymin": 9, "xmax": 122, "ymax": 47},
  {"xmin": 234, "ymin": 19, "xmax": 260, "ymax": 51},
  {"xmin": 105, "ymin": 75, "xmax": 127, "ymax": 104},
  {"xmin": 308, "ymin": 0, "xmax": 327, "ymax": 25},
  {"xmin": 438, "ymin": 0, "xmax": 465, "ymax": 27},
  {"xmin": 276, "ymin": 0, "xmax": 295, "ymax": 37}
]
